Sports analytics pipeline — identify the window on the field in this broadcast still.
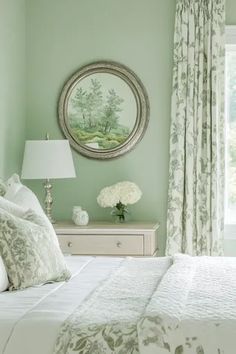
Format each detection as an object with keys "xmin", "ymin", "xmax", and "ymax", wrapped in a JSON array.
[{"xmin": 225, "ymin": 26, "xmax": 236, "ymax": 239}]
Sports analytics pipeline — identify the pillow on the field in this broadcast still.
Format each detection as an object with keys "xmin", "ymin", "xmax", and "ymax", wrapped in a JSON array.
[
  {"xmin": 0, "ymin": 196, "xmax": 28, "ymax": 218},
  {"xmin": 5, "ymin": 174, "xmax": 44, "ymax": 217},
  {"xmin": 0, "ymin": 179, "xmax": 6, "ymax": 197},
  {"xmin": 0, "ymin": 208, "xmax": 71, "ymax": 291},
  {"xmin": 4, "ymin": 174, "xmax": 58, "ymax": 245},
  {"xmin": 0, "ymin": 256, "xmax": 9, "ymax": 292}
]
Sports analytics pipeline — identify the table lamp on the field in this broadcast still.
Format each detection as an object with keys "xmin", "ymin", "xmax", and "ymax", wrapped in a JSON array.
[{"xmin": 21, "ymin": 135, "xmax": 76, "ymax": 223}]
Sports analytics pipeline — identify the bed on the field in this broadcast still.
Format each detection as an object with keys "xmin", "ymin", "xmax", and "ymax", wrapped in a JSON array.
[{"xmin": 1, "ymin": 254, "xmax": 236, "ymax": 354}]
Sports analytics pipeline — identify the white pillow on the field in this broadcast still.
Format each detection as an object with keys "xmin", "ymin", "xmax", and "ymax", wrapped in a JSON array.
[
  {"xmin": 5, "ymin": 174, "xmax": 44, "ymax": 217},
  {"xmin": 4, "ymin": 174, "xmax": 58, "ymax": 244},
  {"xmin": 0, "ymin": 196, "xmax": 29, "ymax": 218},
  {"xmin": 0, "ymin": 256, "xmax": 9, "ymax": 292}
]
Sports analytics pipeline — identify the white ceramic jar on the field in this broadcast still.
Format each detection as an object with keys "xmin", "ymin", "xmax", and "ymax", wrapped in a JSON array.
[{"xmin": 72, "ymin": 206, "xmax": 89, "ymax": 226}]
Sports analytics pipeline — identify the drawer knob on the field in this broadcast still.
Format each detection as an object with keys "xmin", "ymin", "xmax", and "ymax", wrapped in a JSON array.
[
  {"xmin": 116, "ymin": 241, "xmax": 122, "ymax": 248},
  {"xmin": 68, "ymin": 241, "xmax": 73, "ymax": 248}
]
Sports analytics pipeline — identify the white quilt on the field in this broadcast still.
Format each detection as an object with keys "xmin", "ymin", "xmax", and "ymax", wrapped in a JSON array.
[
  {"xmin": 138, "ymin": 255, "xmax": 236, "ymax": 354},
  {"xmin": 54, "ymin": 257, "xmax": 171, "ymax": 354}
]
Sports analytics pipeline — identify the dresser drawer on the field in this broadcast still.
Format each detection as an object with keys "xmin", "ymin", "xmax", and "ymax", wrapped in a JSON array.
[{"xmin": 58, "ymin": 234, "xmax": 144, "ymax": 255}]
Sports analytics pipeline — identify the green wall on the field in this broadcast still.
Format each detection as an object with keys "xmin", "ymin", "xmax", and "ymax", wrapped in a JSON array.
[
  {"xmin": 25, "ymin": 0, "xmax": 175, "ymax": 254},
  {"xmin": 226, "ymin": 0, "xmax": 236, "ymax": 24},
  {"xmin": 0, "ymin": 0, "xmax": 26, "ymax": 178},
  {"xmin": 0, "ymin": 0, "xmax": 235, "ymax": 255}
]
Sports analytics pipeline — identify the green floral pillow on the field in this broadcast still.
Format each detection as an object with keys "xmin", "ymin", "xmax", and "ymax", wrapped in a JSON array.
[
  {"xmin": 0, "ymin": 179, "xmax": 6, "ymax": 196},
  {"xmin": 0, "ymin": 208, "xmax": 71, "ymax": 290}
]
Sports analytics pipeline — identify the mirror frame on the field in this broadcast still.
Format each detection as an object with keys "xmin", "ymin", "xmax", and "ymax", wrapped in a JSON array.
[{"xmin": 58, "ymin": 61, "xmax": 149, "ymax": 159}]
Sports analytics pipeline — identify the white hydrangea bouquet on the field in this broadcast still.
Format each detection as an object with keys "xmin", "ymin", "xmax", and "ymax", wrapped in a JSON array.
[{"xmin": 97, "ymin": 181, "xmax": 142, "ymax": 222}]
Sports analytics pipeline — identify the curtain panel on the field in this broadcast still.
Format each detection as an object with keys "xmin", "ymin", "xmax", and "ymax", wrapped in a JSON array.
[{"xmin": 166, "ymin": 0, "xmax": 225, "ymax": 256}]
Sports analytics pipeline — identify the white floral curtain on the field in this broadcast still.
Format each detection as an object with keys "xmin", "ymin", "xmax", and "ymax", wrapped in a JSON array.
[{"xmin": 166, "ymin": 0, "xmax": 225, "ymax": 256}]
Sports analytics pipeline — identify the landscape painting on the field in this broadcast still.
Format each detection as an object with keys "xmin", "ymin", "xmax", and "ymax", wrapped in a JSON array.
[{"xmin": 67, "ymin": 72, "xmax": 137, "ymax": 150}]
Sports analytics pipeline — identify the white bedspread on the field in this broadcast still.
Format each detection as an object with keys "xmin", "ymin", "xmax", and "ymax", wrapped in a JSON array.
[
  {"xmin": 0, "ymin": 256, "xmax": 123, "ymax": 354},
  {"xmin": 1, "ymin": 255, "xmax": 236, "ymax": 354}
]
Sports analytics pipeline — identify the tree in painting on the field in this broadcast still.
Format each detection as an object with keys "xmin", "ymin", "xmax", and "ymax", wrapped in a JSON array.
[
  {"xmin": 100, "ymin": 89, "xmax": 123, "ymax": 134},
  {"xmin": 70, "ymin": 79, "xmax": 103, "ymax": 130},
  {"xmin": 69, "ymin": 79, "xmax": 129, "ymax": 149}
]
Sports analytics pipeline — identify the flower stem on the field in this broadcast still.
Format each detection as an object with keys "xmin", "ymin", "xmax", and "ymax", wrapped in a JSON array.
[{"xmin": 111, "ymin": 202, "xmax": 128, "ymax": 223}]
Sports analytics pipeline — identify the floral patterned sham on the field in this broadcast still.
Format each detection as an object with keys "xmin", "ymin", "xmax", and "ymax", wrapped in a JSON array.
[
  {"xmin": 0, "ymin": 208, "xmax": 71, "ymax": 291},
  {"xmin": 0, "ymin": 179, "xmax": 6, "ymax": 197}
]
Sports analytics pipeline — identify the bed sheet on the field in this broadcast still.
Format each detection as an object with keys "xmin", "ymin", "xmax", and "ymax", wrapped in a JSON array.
[{"xmin": 0, "ymin": 256, "xmax": 123, "ymax": 354}]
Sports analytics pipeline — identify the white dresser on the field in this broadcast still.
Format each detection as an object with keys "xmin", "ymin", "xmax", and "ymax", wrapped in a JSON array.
[{"xmin": 54, "ymin": 221, "xmax": 159, "ymax": 256}]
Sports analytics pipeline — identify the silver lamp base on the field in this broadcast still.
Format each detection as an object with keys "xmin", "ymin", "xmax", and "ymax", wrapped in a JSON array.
[{"xmin": 43, "ymin": 179, "xmax": 55, "ymax": 224}]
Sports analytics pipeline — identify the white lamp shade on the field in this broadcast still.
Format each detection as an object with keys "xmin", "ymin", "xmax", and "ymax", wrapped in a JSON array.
[{"xmin": 21, "ymin": 140, "xmax": 76, "ymax": 179}]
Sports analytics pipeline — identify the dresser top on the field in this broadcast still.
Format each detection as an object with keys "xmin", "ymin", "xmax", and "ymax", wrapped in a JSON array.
[{"xmin": 54, "ymin": 221, "xmax": 159, "ymax": 234}]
